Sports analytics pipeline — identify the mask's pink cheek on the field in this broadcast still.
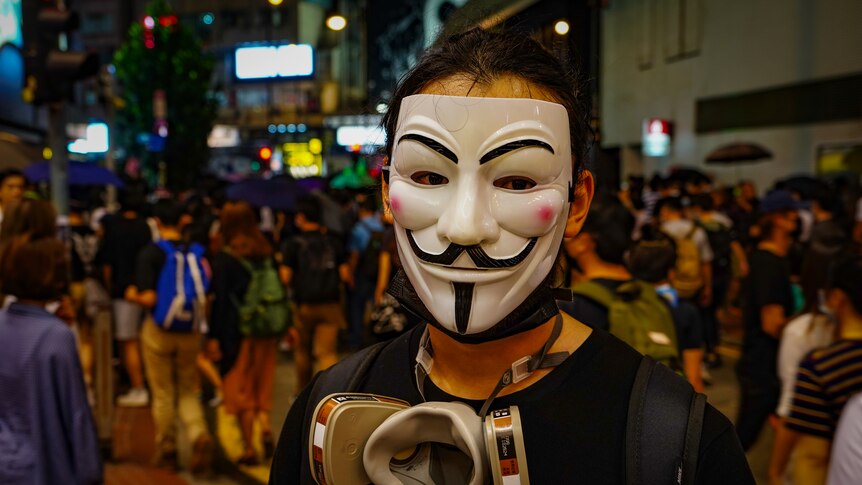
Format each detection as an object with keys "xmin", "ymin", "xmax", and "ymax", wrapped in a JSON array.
[
  {"xmin": 538, "ymin": 205, "xmax": 555, "ymax": 222},
  {"xmin": 390, "ymin": 196, "xmax": 401, "ymax": 214}
]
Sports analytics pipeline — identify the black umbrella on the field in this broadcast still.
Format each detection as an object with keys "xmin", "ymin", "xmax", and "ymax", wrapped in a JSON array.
[
  {"xmin": 705, "ymin": 143, "xmax": 773, "ymax": 164},
  {"xmin": 669, "ymin": 166, "xmax": 711, "ymax": 185},
  {"xmin": 776, "ymin": 175, "xmax": 824, "ymax": 199}
]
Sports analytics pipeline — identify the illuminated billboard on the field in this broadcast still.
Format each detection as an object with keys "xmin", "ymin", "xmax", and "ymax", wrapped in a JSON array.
[
  {"xmin": 234, "ymin": 44, "xmax": 313, "ymax": 80},
  {"xmin": 0, "ymin": 0, "xmax": 22, "ymax": 49}
]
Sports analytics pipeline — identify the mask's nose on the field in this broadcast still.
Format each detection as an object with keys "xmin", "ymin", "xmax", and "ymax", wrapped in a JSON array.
[{"xmin": 436, "ymin": 173, "xmax": 500, "ymax": 247}]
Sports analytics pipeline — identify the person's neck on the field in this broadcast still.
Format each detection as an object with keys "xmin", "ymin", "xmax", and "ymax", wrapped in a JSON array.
[
  {"xmin": 839, "ymin": 313, "xmax": 862, "ymax": 340},
  {"xmin": 813, "ymin": 211, "xmax": 832, "ymax": 223},
  {"xmin": 122, "ymin": 210, "xmax": 138, "ymax": 219},
  {"xmin": 427, "ymin": 314, "xmax": 588, "ymax": 400},
  {"xmin": 576, "ymin": 254, "xmax": 631, "ymax": 281},
  {"xmin": 759, "ymin": 232, "xmax": 792, "ymax": 256},
  {"xmin": 300, "ymin": 222, "xmax": 322, "ymax": 232},
  {"xmin": 160, "ymin": 227, "xmax": 181, "ymax": 240},
  {"xmin": 663, "ymin": 213, "xmax": 683, "ymax": 223}
]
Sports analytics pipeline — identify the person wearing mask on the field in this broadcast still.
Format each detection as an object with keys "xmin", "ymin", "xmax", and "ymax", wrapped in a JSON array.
[
  {"xmin": 0, "ymin": 223, "xmax": 102, "ymax": 484},
  {"xmin": 271, "ymin": 27, "xmax": 752, "ymax": 484},
  {"xmin": 769, "ymin": 255, "xmax": 862, "ymax": 485},
  {"xmin": 656, "ymin": 196, "xmax": 714, "ymax": 307},
  {"xmin": 735, "ymin": 190, "xmax": 801, "ymax": 451}
]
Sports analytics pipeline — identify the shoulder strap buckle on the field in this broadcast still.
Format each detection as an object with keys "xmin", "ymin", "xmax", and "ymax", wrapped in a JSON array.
[{"xmin": 511, "ymin": 356, "xmax": 533, "ymax": 384}]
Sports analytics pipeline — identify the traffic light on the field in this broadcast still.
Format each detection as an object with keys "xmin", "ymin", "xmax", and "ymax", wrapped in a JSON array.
[
  {"xmin": 258, "ymin": 146, "xmax": 273, "ymax": 161},
  {"xmin": 22, "ymin": 0, "xmax": 100, "ymax": 105}
]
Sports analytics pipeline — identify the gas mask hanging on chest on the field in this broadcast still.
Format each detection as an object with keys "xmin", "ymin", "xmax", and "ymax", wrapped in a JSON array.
[{"xmin": 386, "ymin": 94, "xmax": 573, "ymax": 341}]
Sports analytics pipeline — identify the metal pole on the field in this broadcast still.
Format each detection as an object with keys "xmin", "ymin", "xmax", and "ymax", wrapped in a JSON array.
[{"xmin": 48, "ymin": 102, "xmax": 70, "ymax": 221}]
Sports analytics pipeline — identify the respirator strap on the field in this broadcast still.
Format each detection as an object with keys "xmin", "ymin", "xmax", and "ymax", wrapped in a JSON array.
[{"xmin": 414, "ymin": 314, "xmax": 570, "ymax": 418}]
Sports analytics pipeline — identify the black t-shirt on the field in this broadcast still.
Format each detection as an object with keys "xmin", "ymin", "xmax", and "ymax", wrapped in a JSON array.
[
  {"xmin": 739, "ymin": 248, "xmax": 794, "ymax": 380},
  {"xmin": 101, "ymin": 214, "xmax": 153, "ymax": 298},
  {"xmin": 208, "ymin": 251, "xmax": 252, "ymax": 374},
  {"xmin": 271, "ymin": 324, "xmax": 754, "ymax": 484},
  {"xmin": 134, "ymin": 240, "xmax": 196, "ymax": 292}
]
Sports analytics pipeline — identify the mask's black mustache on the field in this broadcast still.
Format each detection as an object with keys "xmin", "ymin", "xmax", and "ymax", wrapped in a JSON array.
[{"xmin": 406, "ymin": 230, "xmax": 537, "ymax": 269}]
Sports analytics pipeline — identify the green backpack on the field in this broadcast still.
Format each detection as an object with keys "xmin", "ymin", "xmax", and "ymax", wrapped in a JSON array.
[
  {"xmin": 233, "ymin": 256, "xmax": 291, "ymax": 338},
  {"xmin": 573, "ymin": 280, "xmax": 680, "ymax": 369}
]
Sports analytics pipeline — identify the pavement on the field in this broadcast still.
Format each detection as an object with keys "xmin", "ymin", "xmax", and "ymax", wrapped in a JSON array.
[{"xmin": 105, "ymin": 338, "xmax": 772, "ymax": 484}]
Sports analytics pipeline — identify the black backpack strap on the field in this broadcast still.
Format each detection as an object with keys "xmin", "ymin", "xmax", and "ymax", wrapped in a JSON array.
[
  {"xmin": 626, "ymin": 356, "xmax": 707, "ymax": 485},
  {"xmin": 306, "ymin": 340, "xmax": 390, "ymax": 407}
]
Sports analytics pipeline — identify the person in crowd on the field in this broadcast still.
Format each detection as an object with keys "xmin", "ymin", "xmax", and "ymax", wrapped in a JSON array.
[
  {"xmin": 767, "ymin": 245, "xmax": 843, "ymax": 485},
  {"xmin": 346, "ymin": 195, "xmax": 385, "ymax": 349},
  {"xmin": 808, "ymin": 188, "xmax": 849, "ymax": 252},
  {"xmin": 209, "ymin": 201, "xmax": 281, "ymax": 465},
  {"xmin": 735, "ymin": 189, "xmax": 801, "ymax": 451},
  {"xmin": 558, "ymin": 191, "xmax": 634, "ymax": 329},
  {"xmin": 280, "ymin": 195, "xmax": 350, "ymax": 391},
  {"xmin": 690, "ymin": 193, "xmax": 748, "ymax": 367},
  {"xmin": 656, "ymin": 196, "xmax": 714, "ymax": 306},
  {"xmin": 125, "ymin": 199, "xmax": 213, "ymax": 473},
  {"xmin": 730, "ymin": 180, "xmax": 760, "ymax": 249},
  {"xmin": 768, "ymin": 255, "xmax": 862, "ymax": 485},
  {"xmin": 100, "ymin": 191, "xmax": 156, "ymax": 407},
  {"xmin": 0, "ymin": 217, "xmax": 102, "ymax": 484},
  {"xmin": 0, "ymin": 169, "xmax": 26, "ymax": 230},
  {"xmin": 827, "ymin": 392, "xmax": 862, "ymax": 485},
  {"xmin": 628, "ymin": 229, "xmax": 705, "ymax": 392},
  {"xmin": 271, "ymin": 27, "xmax": 752, "ymax": 484}
]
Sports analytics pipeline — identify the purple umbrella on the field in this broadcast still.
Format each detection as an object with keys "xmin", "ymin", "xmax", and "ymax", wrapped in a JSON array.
[
  {"xmin": 25, "ymin": 161, "xmax": 125, "ymax": 187},
  {"xmin": 227, "ymin": 177, "xmax": 307, "ymax": 211}
]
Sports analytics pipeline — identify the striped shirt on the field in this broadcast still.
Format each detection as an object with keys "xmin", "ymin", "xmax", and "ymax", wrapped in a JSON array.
[{"xmin": 786, "ymin": 340, "xmax": 862, "ymax": 439}]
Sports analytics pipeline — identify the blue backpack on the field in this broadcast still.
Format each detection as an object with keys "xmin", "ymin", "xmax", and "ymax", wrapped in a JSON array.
[{"xmin": 153, "ymin": 241, "xmax": 210, "ymax": 332}]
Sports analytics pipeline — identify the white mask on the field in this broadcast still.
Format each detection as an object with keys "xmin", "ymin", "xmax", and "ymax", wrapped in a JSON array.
[{"xmin": 388, "ymin": 94, "xmax": 572, "ymax": 336}]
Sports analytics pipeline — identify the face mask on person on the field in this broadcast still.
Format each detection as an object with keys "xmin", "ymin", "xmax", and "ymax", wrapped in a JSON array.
[{"xmin": 387, "ymin": 94, "xmax": 573, "ymax": 338}]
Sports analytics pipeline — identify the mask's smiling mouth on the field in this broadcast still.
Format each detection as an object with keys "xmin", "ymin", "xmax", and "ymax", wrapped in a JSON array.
[{"xmin": 405, "ymin": 230, "xmax": 537, "ymax": 269}]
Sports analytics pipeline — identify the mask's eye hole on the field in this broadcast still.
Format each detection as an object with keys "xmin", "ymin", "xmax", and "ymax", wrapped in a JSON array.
[
  {"xmin": 494, "ymin": 176, "xmax": 537, "ymax": 191},
  {"xmin": 411, "ymin": 171, "xmax": 449, "ymax": 186}
]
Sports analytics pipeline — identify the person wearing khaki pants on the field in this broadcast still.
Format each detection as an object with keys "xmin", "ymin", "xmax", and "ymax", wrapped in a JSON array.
[{"xmin": 141, "ymin": 318, "xmax": 209, "ymax": 466}]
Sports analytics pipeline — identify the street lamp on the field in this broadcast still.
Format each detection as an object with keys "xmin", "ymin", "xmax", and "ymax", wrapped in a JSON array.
[
  {"xmin": 554, "ymin": 20, "xmax": 570, "ymax": 35},
  {"xmin": 326, "ymin": 14, "xmax": 347, "ymax": 31},
  {"xmin": 268, "ymin": 0, "xmax": 283, "ymax": 5}
]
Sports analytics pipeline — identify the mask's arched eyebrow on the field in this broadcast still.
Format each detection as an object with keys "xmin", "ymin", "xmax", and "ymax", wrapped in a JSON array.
[
  {"xmin": 479, "ymin": 140, "xmax": 554, "ymax": 165},
  {"xmin": 398, "ymin": 134, "xmax": 458, "ymax": 164}
]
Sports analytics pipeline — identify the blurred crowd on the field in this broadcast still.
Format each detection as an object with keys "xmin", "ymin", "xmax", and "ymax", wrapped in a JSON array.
[{"xmin": 1, "ymin": 164, "xmax": 862, "ymax": 484}]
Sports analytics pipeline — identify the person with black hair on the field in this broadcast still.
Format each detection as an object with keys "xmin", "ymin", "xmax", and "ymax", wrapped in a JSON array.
[
  {"xmin": 272, "ymin": 27, "xmax": 752, "ymax": 484},
  {"xmin": 98, "ymin": 190, "xmax": 156, "ymax": 408},
  {"xmin": 280, "ymin": 195, "xmax": 350, "ymax": 391},
  {"xmin": 628, "ymin": 230, "xmax": 706, "ymax": 392},
  {"xmin": 769, "ymin": 256, "xmax": 862, "ymax": 485},
  {"xmin": 736, "ymin": 190, "xmax": 801, "ymax": 452},
  {"xmin": 125, "ymin": 198, "xmax": 213, "ymax": 473},
  {"xmin": 690, "ymin": 193, "xmax": 748, "ymax": 367},
  {"xmin": 558, "ymin": 191, "xmax": 634, "ymax": 331},
  {"xmin": 656, "ymin": 196, "xmax": 714, "ymax": 306}
]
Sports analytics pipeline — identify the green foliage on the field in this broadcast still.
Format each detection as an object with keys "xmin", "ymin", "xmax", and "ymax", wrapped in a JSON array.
[{"xmin": 113, "ymin": 0, "xmax": 217, "ymax": 190}]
